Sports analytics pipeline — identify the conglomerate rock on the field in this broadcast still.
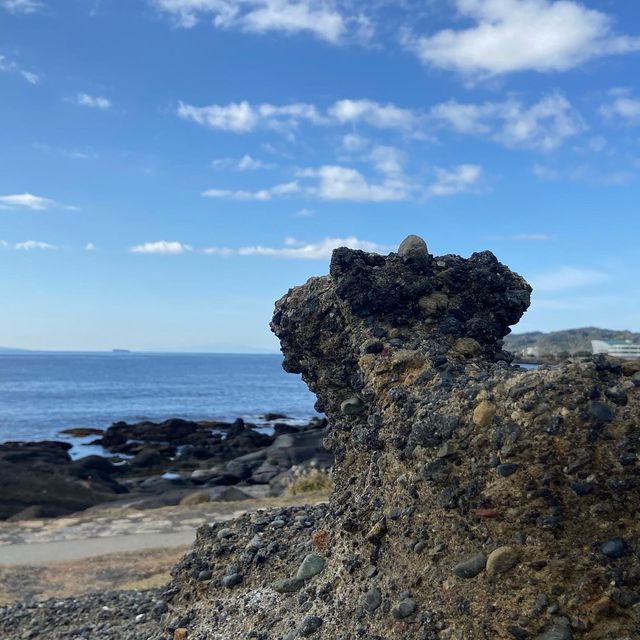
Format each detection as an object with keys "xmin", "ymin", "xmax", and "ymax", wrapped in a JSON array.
[{"xmin": 161, "ymin": 236, "xmax": 640, "ymax": 640}]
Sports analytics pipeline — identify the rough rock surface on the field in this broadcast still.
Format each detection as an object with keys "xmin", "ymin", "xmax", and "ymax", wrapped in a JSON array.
[{"xmin": 138, "ymin": 239, "xmax": 640, "ymax": 638}]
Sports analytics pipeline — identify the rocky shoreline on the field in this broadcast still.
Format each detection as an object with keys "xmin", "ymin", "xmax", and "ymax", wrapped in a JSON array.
[
  {"xmin": 2, "ymin": 235, "xmax": 639, "ymax": 639},
  {"xmin": 0, "ymin": 414, "xmax": 331, "ymax": 521}
]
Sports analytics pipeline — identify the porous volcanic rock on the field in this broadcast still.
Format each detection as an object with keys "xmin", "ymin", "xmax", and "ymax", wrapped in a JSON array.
[{"xmin": 160, "ymin": 237, "xmax": 639, "ymax": 639}]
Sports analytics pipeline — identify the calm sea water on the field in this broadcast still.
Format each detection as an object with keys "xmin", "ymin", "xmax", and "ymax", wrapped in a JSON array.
[{"xmin": 0, "ymin": 353, "xmax": 319, "ymax": 447}]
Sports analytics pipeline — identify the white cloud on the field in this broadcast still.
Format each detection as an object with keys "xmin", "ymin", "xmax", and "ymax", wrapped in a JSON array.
[
  {"xmin": 0, "ymin": 193, "xmax": 55, "ymax": 210},
  {"xmin": 1, "ymin": 0, "xmax": 42, "ymax": 14},
  {"xmin": 600, "ymin": 92, "xmax": 640, "ymax": 125},
  {"xmin": 15, "ymin": 240, "xmax": 56, "ymax": 250},
  {"xmin": 532, "ymin": 163, "xmax": 560, "ymax": 181},
  {"xmin": 294, "ymin": 207, "xmax": 315, "ymax": 217},
  {"xmin": 178, "ymin": 100, "xmax": 323, "ymax": 133},
  {"xmin": 407, "ymin": 0, "xmax": 640, "ymax": 79},
  {"xmin": 341, "ymin": 133, "xmax": 369, "ymax": 152},
  {"xmin": 75, "ymin": 93, "xmax": 112, "ymax": 110},
  {"xmin": 85, "ymin": 242, "xmax": 96, "ymax": 251},
  {"xmin": 130, "ymin": 241, "xmax": 193, "ymax": 254},
  {"xmin": 202, "ymin": 181, "xmax": 300, "ymax": 200},
  {"xmin": 0, "ymin": 240, "xmax": 8, "ymax": 247},
  {"xmin": 212, "ymin": 154, "xmax": 274, "ymax": 170},
  {"xmin": 531, "ymin": 266, "xmax": 608, "ymax": 292},
  {"xmin": 237, "ymin": 236, "xmax": 389, "ymax": 259},
  {"xmin": 153, "ymin": 0, "xmax": 348, "ymax": 43},
  {"xmin": 301, "ymin": 165, "xmax": 411, "ymax": 201},
  {"xmin": 328, "ymin": 99, "xmax": 416, "ymax": 130},
  {"xmin": 202, "ymin": 246, "xmax": 233, "ymax": 256},
  {"xmin": 430, "ymin": 93, "xmax": 584, "ymax": 151},
  {"xmin": 427, "ymin": 164, "xmax": 483, "ymax": 197},
  {"xmin": 0, "ymin": 55, "xmax": 39, "ymax": 84}
]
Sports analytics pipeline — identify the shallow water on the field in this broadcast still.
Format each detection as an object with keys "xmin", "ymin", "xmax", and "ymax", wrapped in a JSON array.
[{"xmin": 0, "ymin": 353, "xmax": 319, "ymax": 449}]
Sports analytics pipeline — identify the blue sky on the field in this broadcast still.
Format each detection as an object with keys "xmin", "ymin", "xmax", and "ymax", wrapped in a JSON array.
[{"xmin": 1, "ymin": 0, "xmax": 639, "ymax": 351}]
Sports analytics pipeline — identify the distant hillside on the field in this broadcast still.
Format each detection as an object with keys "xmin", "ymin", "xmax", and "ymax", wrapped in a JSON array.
[
  {"xmin": 505, "ymin": 327, "xmax": 640, "ymax": 356},
  {"xmin": 0, "ymin": 347, "xmax": 30, "ymax": 353}
]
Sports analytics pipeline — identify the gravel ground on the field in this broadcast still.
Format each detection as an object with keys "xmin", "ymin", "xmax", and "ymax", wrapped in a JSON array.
[{"xmin": 0, "ymin": 589, "xmax": 166, "ymax": 640}]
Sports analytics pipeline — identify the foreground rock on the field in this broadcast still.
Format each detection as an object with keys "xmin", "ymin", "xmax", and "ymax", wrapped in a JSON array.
[{"xmin": 161, "ymin": 237, "xmax": 640, "ymax": 639}]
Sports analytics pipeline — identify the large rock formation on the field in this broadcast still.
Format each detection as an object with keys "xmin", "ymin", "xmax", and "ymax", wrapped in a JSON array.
[{"xmin": 161, "ymin": 237, "xmax": 639, "ymax": 640}]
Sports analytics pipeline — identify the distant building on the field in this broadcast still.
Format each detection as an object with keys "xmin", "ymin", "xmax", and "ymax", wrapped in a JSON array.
[
  {"xmin": 522, "ymin": 346, "xmax": 540, "ymax": 358},
  {"xmin": 591, "ymin": 339, "xmax": 640, "ymax": 360}
]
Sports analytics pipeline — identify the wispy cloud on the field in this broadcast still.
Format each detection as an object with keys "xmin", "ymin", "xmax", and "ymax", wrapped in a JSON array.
[
  {"xmin": 0, "ymin": 54, "xmax": 39, "ymax": 84},
  {"xmin": 0, "ymin": 193, "xmax": 55, "ymax": 210},
  {"xmin": 600, "ymin": 89, "xmax": 640, "ymax": 126},
  {"xmin": 531, "ymin": 266, "xmax": 608, "ymax": 292},
  {"xmin": 130, "ymin": 241, "xmax": 193, "ymax": 254},
  {"xmin": 75, "ymin": 93, "xmax": 112, "ymax": 110},
  {"xmin": 211, "ymin": 154, "xmax": 274, "ymax": 171},
  {"xmin": 153, "ymin": 0, "xmax": 350, "ymax": 44},
  {"xmin": 328, "ymin": 99, "xmax": 417, "ymax": 130},
  {"xmin": 178, "ymin": 100, "xmax": 323, "ymax": 134},
  {"xmin": 202, "ymin": 181, "xmax": 300, "ymax": 201},
  {"xmin": 237, "ymin": 236, "xmax": 391, "ymax": 259},
  {"xmin": 294, "ymin": 208, "xmax": 315, "ymax": 218},
  {"xmin": 15, "ymin": 240, "xmax": 57, "ymax": 250},
  {"xmin": 179, "ymin": 94, "xmax": 583, "ymax": 152},
  {"xmin": 85, "ymin": 242, "xmax": 96, "ymax": 251},
  {"xmin": 427, "ymin": 164, "xmax": 483, "ymax": 197},
  {"xmin": 405, "ymin": 0, "xmax": 640, "ymax": 79},
  {"xmin": 1, "ymin": 0, "xmax": 43, "ymax": 14},
  {"xmin": 300, "ymin": 165, "xmax": 410, "ymax": 202},
  {"xmin": 430, "ymin": 93, "xmax": 584, "ymax": 151}
]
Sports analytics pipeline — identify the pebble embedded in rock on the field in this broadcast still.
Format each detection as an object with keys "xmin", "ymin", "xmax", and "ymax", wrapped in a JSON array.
[
  {"xmin": 600, "ymin": 537, "xmax": 626, "ymax": 558},
  {"xmin": 272, "ymin": 577, "xmax": 304, "ymax": 593},
  {"xmin": 486, "ymin": 546, "xmax": 518, "ymax": 575},
  {"xmin": 392, "ymin": 598, "xmax": 416, "ymax": 619},
  {"xmin": 299, "ymin": 615, "xmax": 323, "ymax": 636},
  {"xmin": 589, "ymin": 400, "xmax": 613, "ymax": 423},
  {"xmin": 197, "ymin": 569, "xmax": 212, "ymax": 581},
  {"xmin": 296, "ymin": 554, "xmax": 326, "ymax": 581},
  {"xmin": 453, "ymin": 337, "xmax": 482, "ymax": 358},
  {"xmin": 453, "ymin": 553, "xmax": 486, "ymax": 579},
  {"xmin": 497, "ymin": 463, "xmax": 519, "ymax": 477},
  {"xmin": 174, "ymin": 630, "xmax": 188, "ymax": 640},
  {"xmin": 221, "ymin": 573, "xmax": 243, "ymax": 588},
  {"xmin": 534, "ymin": 624, "xmax": 572, "ymax": 640},
  {"xmin": 361, "ymin": 587, "xmax": 382, "ymax": 612},
  {"xmin": 473, "ymin": 401, "xmax": 496, "ymax": 427},
  {"xmin": 341, "ymin": 397, "xmax": 365, "ymax": 416}
]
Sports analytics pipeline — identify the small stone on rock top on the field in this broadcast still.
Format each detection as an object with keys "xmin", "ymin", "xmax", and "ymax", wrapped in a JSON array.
[{"xmin": 397, "ymin": 235, "xmax": 430, "ymax": 269}]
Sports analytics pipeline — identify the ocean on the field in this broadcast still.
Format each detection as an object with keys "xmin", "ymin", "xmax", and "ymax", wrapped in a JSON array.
[{"xmin": 0, "ymin": 353, "xmax": 319, "ymax": 451}]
